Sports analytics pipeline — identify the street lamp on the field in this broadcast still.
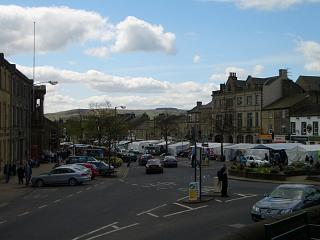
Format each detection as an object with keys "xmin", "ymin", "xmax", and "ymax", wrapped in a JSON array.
[{"xmin": 114, "ymin": 105, "xmax": 126, "ymax": 148}]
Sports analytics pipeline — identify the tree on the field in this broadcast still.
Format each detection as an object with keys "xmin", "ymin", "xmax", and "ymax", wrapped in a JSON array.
[{"xmin": 155, "ymin": 113, "xmax": 177, "ymax": 154}]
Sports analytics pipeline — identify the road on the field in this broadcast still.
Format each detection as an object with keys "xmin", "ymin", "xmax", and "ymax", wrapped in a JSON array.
[{"xmin": 0, "ymin": 160, "xmax": 277, "ymax": 240}]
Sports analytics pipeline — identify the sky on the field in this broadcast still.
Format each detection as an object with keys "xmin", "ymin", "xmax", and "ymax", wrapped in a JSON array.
[{"xmin": 1, "ymin": 0, "xmax": 320, "ymax": 113}]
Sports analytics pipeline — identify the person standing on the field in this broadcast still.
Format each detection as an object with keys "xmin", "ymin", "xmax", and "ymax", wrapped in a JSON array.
[
  {"xmin": 218, "ymin": 164, "xmax": 229, "ymax": 197},
  {"xmin": 17, "ymin": 164, "xmax": 25, "ymax": 184}
]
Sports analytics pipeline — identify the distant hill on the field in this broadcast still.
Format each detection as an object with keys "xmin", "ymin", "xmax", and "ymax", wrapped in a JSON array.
[{"xmin": 45, "ymin": 108, "xmax": 187, "ymax": 121}]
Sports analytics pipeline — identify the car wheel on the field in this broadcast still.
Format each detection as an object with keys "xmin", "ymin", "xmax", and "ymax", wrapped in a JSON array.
[
  {"xmin": 68, "ymin": 178, "xmax": 77, "ymax": 186},
  {"xmin": 36, "ymin": 179, "xmax": 44, "ymax": 187}
]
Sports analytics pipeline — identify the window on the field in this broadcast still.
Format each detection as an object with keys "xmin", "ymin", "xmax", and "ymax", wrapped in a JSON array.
[
  {"xmin": 282, "ymin": 110, "xmax": 286, "ymax": 119},
  {"xmin": 245, "ymin": 135, "xmax": 253, "ymax": 143},
  {"xmin": 246, "ymin": 96, "xmax": 252, "ymax": 105},
  {"xmin": 269, "ymin": 112, "xmax": 273, "ymax": 119},
  {"xmin": 237, "ymin": 113, "xmax": 242, "ymax": 129},
  {"xmin": 237, "ymin": 97, "xmax": 242, "ymax": 106},
  {"xmin": 255, "ymin": 95, "xmax": 259, "ymax": 105},
  {"xmin": 216, "ymin": 115, "xmax": 222, "ymax": 128},
  {"xmin": 313, "ymin": 122, "xmax": 319, "ymax": 136},
  {"xmin": 237, "ymin": 135, "xmax": 244, "ymax": 143},
  {"xmin": 226, "ymin": 98, "xmax": 233, "ymax": 108},
  {"xmin": 226, "ymin": 113, "xmax": 233, "ymax": 126},
  {"xmin": 247, "ymin": 112, "xmax": 253, "ymax": 128},
  {"xmin": 291, "ymin": 122, "xmax": 296, "ymax": 135},
  {"xmin": 301, "ymin": 122, "xmax": 307, "ymax": 135},
  {"xmin": 255, "ymin": 112, "xmax": 259, "ymax": 127},
  {"xmin": 281, "ymin": 125, "xmax": 286, "ymax": 134}
]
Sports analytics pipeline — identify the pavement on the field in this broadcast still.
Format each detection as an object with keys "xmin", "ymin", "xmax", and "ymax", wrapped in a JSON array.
[
  {"xmin": 0, "ymin": 163, "xmax": 55, "ymax": 206},
  {"xmin": 0, "ymin": 162, "xmax": 129, "ymax": 207}
]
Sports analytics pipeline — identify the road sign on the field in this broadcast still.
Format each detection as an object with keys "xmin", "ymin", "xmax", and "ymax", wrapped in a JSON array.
[{"xmin": 189, "ymin": 182, "xmax": 199, "ymax": 201}]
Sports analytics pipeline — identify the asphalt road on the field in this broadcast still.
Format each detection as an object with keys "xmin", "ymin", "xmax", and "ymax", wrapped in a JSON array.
[{"xmin": 0, "ymin": 160, "xmax": 278, "ymax": 240}]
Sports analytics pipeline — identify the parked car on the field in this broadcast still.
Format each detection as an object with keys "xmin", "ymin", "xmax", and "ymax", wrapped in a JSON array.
[
  {"xmin": 75, "ymin": 163, "xmax": 98, "ymax": 179},
  {"xmin": 244, "ymin": 155, "xmax": 269, "ymax": 167},
  {"xmin": 66, "ymin": 155, "xmax": 99, "ymax": 164},
  {"xmin": 251, "ymin": 184, "xmax": 320, "ymax": 221},
  {"xmin": 162, "ymin": 156, "xmax": 178, "ymax": 168},
  {"xmin": 88, "ymin": 161, "xmax": 115, "ymax": 176},
  {"xmin": 139, "ymin": 154, "xmax": 154, "ymax": 166},
  {"xmin": 31, "ymin": 165, "xmax": 91, "ymax": 187},
  {"xmin": 145, "ymin": 159, "xmax": 163, "ymax": 174}
]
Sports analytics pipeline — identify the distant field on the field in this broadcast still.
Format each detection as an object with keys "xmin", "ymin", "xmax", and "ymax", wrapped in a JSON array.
[{"xmin": 45, "ymin": 108, "xmax": 187, "ymax": 121}]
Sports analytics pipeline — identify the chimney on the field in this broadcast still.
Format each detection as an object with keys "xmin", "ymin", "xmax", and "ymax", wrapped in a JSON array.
[
  {"xmin": 196, "ymin": 101, "xmax": 202, "ymax": 107},
  {"xmin": 279, "ymin": 69, "xmax": 287, "ymax": 79},
  {"xmin": 228, "ymin": 72, "xmax": 237, "ymax": 80}
]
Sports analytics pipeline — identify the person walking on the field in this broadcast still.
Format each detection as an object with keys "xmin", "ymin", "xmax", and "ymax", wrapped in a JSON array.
[
  {"xmin": 218, "ymin": 164, "xmax": 229, "ymax": 197},
  {"xmin": 17, "ymin": 164, "xmax": 25, "ymax": 184}
]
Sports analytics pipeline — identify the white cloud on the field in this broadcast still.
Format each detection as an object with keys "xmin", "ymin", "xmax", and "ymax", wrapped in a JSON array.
[
  {"xmin": 84, "ymin": 47, "xmax": 109, "ymax": 58},
  {"xmin": 210, "ymin": 65, "xmax": 264, "ymax": 81},
  {"xmin": 111, "ymin": 16, "xmax": 176, "ymax": 54},
  {"xmin": 193, "ymin": 54, "xmax": 200, "ymax": 64},
  {"xmin": 0, "ymin": 5, "xmax": 175, "ymax": 56},
  {"xmin": 296, "ymin": 40, "xmax": 320, "ymax": 71},
  {"xmin": 0, "ymin": 5, "xmax": 113, "ymax": 55},
  {"xmin": 204, "ymin": 0, "xmax": 320, "ymax": 10},
  {"xmin": 17, "ymin": 65, "xmax": 219, "ymax": 113}
]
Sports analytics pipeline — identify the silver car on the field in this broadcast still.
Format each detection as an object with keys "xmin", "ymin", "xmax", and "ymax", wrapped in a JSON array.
[{"xmin": 31, "ymin": 165, "xmax": 91, "ymax": 187}]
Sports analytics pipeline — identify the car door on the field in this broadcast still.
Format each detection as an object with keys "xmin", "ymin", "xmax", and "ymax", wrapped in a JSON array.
[{"xmin": 48, "ymin": 168, "xmax": 63, "ymax": 185}]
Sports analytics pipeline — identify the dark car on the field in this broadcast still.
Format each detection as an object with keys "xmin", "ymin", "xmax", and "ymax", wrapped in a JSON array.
[
  {"xmin": 66, "ymin": 156, "xmax": 98, "ymax": 164},
  {"xmin": 145, "ymin": 159, "xmax": 163, "ymax": 174},
  {"xmin": 162, "ymin": 156, "xmax": 178, "ymax": 167},
  {"xmin": 251, "ymin": 184, "xmax": 320, "ymax": 221},
  {"xmin": 88, "ymin": 161, "xmax": 115, "ymax": 176},
  {"xmin": 139, "ymin": 154, "xmax": 153, "ymax": 166}
]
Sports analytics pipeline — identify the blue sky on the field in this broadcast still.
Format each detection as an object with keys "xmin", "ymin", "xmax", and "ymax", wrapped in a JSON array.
[{"xmin": 1, "ymin": 0, "xmax": 320, "ymax": 113}]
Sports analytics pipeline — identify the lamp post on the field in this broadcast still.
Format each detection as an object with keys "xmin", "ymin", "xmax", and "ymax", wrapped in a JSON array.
[{"xmin": 114, "ymin": 105, "xmax": 126, "ymax": 150}]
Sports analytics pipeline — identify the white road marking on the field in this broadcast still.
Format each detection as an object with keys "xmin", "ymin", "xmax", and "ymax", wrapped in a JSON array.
[
  {"xmin": 0, "ymin": 220, "xmax": 8, "ymax": 224},
  {"xmin": 54, "ymin": 199, "xmax": 61, "ymax": 203},
  {"xmin": 229, "ymin": 224, "xmax": 246, "ymax": 229},
  {"xmin": 86, "ymin": 187, "xmax": 92, "ymax": 190},
  {"xmin": 94, "ymin": 184, "xmax": 99, "ymax": 187},
  {"xmin": 131, "ymin": 183, "xmax": 138, "ymax": 186},
  {"xmin": 215, "ymin": 199, "xmax": 223, "ymax": 203},
  {"xmin": 177, "ymin": 196, "xmax": 188, "ymax": 201},
  {"xmin": 225, "ymin": 194, "xmax": 257, "ymax": 203},
  {"xmin": 147, "ymin": 212, "xmax": 159, "ymax": 218},
  {"xmin": 83, "ymin": 223, "xmax": 139, "ymax": 240},
  {"xmin": 77, "ymin": 191, "xmax": 83, "ymax": 194},
  {"xmin": 119, "ymin": 179, "xmax": 124, "ymax": 182},
  {"xmin": 137, "ymin": 204, "xmax": 167, "ymax": 216},
  {"xmin": 18, "ymin": 211, "xmax": 30, "ymax": 217},
  {"xmin": 163, "ymin": 205, "xmax": 208, "ymax": 218},
  {"xmin": 38, "ymin": 204, "xmax": 48, "ymax": 209},
  {"xmin": 173, "ymin": 202, "xmax": 193, "ymax": 210},
  {"xmin": 111, "ymin": 225, "xmax": 120, "ymax": 230},
  {"xmin": 67, "ymin": 194, "xmax": 74, "ymax": 198},
  {"xmin": 71, "ymin": 222, "xmax": 118, "ymax": 240}
]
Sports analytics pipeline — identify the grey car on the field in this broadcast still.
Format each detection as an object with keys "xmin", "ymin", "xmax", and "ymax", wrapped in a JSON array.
[
  {"xmin": 162, "ymin": 156, "xmax": 178, "ymax": 167},
  {"xmin": 31, "ymin": 165, "xmax": 91, "ymax": 187},
  {"xmin": 251, "ymin": 184, "xmax": 320, "ymax": 221}
]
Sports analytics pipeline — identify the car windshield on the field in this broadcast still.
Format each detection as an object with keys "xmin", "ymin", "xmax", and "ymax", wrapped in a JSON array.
[{"xmin": 270, "ymin": 187, "xmax": 304, "ymax": 200}]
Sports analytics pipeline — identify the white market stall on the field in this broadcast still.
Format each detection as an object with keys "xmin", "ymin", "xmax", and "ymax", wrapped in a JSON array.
[
  {"xmin": 296, "ymin": 144, "xmax": 320, "ymax": 162},
  {"xmin": 168, "ymin": 141, "xmax": 190, "ymax": 156}
]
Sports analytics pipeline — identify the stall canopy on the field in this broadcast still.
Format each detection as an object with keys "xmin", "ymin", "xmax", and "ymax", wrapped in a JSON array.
[{"xmin": 168, "ymin": 141, "xmax": 190, "ymax": 156}]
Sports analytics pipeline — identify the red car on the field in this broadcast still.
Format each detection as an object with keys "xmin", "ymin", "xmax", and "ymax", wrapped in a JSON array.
[{"xmin": 75, "ymin": 163, "xmax": 99, "ymax": 179}]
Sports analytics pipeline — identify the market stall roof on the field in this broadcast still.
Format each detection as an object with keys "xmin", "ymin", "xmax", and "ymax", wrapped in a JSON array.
[
  {"xmin": 297, "ymin": 144, "xmax": 320, "ymax": 152},
  {"xmin": 253, "ymin": 143, "xmax": 302, "ymax": 150},
  {"xmin": 223, "ymin": 143, "xmax": 256, "ymax": 150}
]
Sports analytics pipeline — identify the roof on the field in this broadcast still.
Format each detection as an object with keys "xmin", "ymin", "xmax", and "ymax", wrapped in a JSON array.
[
  {"xmin": 264, "ymin": 76, "xmax": 281, "ymax": 85},
  {"xmin": 236, "ymin": 80, "xmax": 246, "ymax": 87},
  {"xmin": 246, "ymin": 76, "xmax": 270, "ymax": 85},
  {"xmin": 188, "ymin": 101, "xmax": 212, "ymax": 113},
  {"xmin": 263, "ymin": 93, "xmax": 308, "ymax": 110},
  {"xmin": 291, "ymin": 104, "xmax": 320, "ymax": 116},
  {"xmin": 296, "ymin": 75, "xmax": 320, "ymax": 92}
]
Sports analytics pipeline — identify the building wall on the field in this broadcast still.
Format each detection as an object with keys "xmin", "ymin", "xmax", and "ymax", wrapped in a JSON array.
[
  {"xmin": 290, "ymin": 116, "xmax": 320, "ymax": 142},
  {"xmin": 263, "ymin": 78, "xmax": 282, "ymax": 107},
  {"xmin": 0, "ymin": 55, "xmax": 12, "ymax": 177}
]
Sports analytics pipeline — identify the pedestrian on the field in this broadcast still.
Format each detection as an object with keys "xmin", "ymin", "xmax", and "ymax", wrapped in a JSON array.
[
  {"xmin": 305, "ymin": 155, "xmax": 310, "ymax": 164},
  {"xmin": 17, "ymin": 164, "xmax": 25, "ymax": 184},
  {"xmin": 309, "ymin": 155, "xmax": 314, "ymax": 166},
  {"xmin": 127, "ymin": 159, "xmax": 131, "ymax": 168},
  {"xmin": 264, "ymin": 153, "xmax": 269, "ymax": 161},
  {"xmin": 218, "ymin": 164, "xmax": 229, "ymax": 197},
  {"xmin": 25, "ymin": 161, "xmax": 32, "ymax": 186}
]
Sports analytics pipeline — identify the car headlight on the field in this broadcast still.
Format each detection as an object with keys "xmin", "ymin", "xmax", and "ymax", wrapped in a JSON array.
[
  {"xmin": 252, "ymin": 205, "xmax": 260, "ymax": 212},
  {"xmin": 280, "ymin": 209, "xmax": 292, "ymax": 215}
]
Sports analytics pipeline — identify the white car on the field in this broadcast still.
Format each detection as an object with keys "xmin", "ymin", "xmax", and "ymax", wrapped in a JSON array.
[{"xmin": 245, "ymin": 155, "xmax": 269, "ymax": 167}]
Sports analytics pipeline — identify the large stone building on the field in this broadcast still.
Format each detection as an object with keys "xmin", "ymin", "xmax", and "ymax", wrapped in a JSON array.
[{"xmin": 0, "ymin": 53, "xmax": 33, "ymax": 178}]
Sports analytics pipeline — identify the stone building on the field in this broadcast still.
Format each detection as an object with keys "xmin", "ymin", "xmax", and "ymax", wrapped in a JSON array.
[
  {"xmin": 0, "ymin": 53, "xmax": 33, "ymax": 178},
  {"xmin": 211, "ymin": 72, "xmax": 269, "ymax": 143},
  {"xmin": 187, "ymin": 101, "xmax": 213, "ymax": 142}
]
